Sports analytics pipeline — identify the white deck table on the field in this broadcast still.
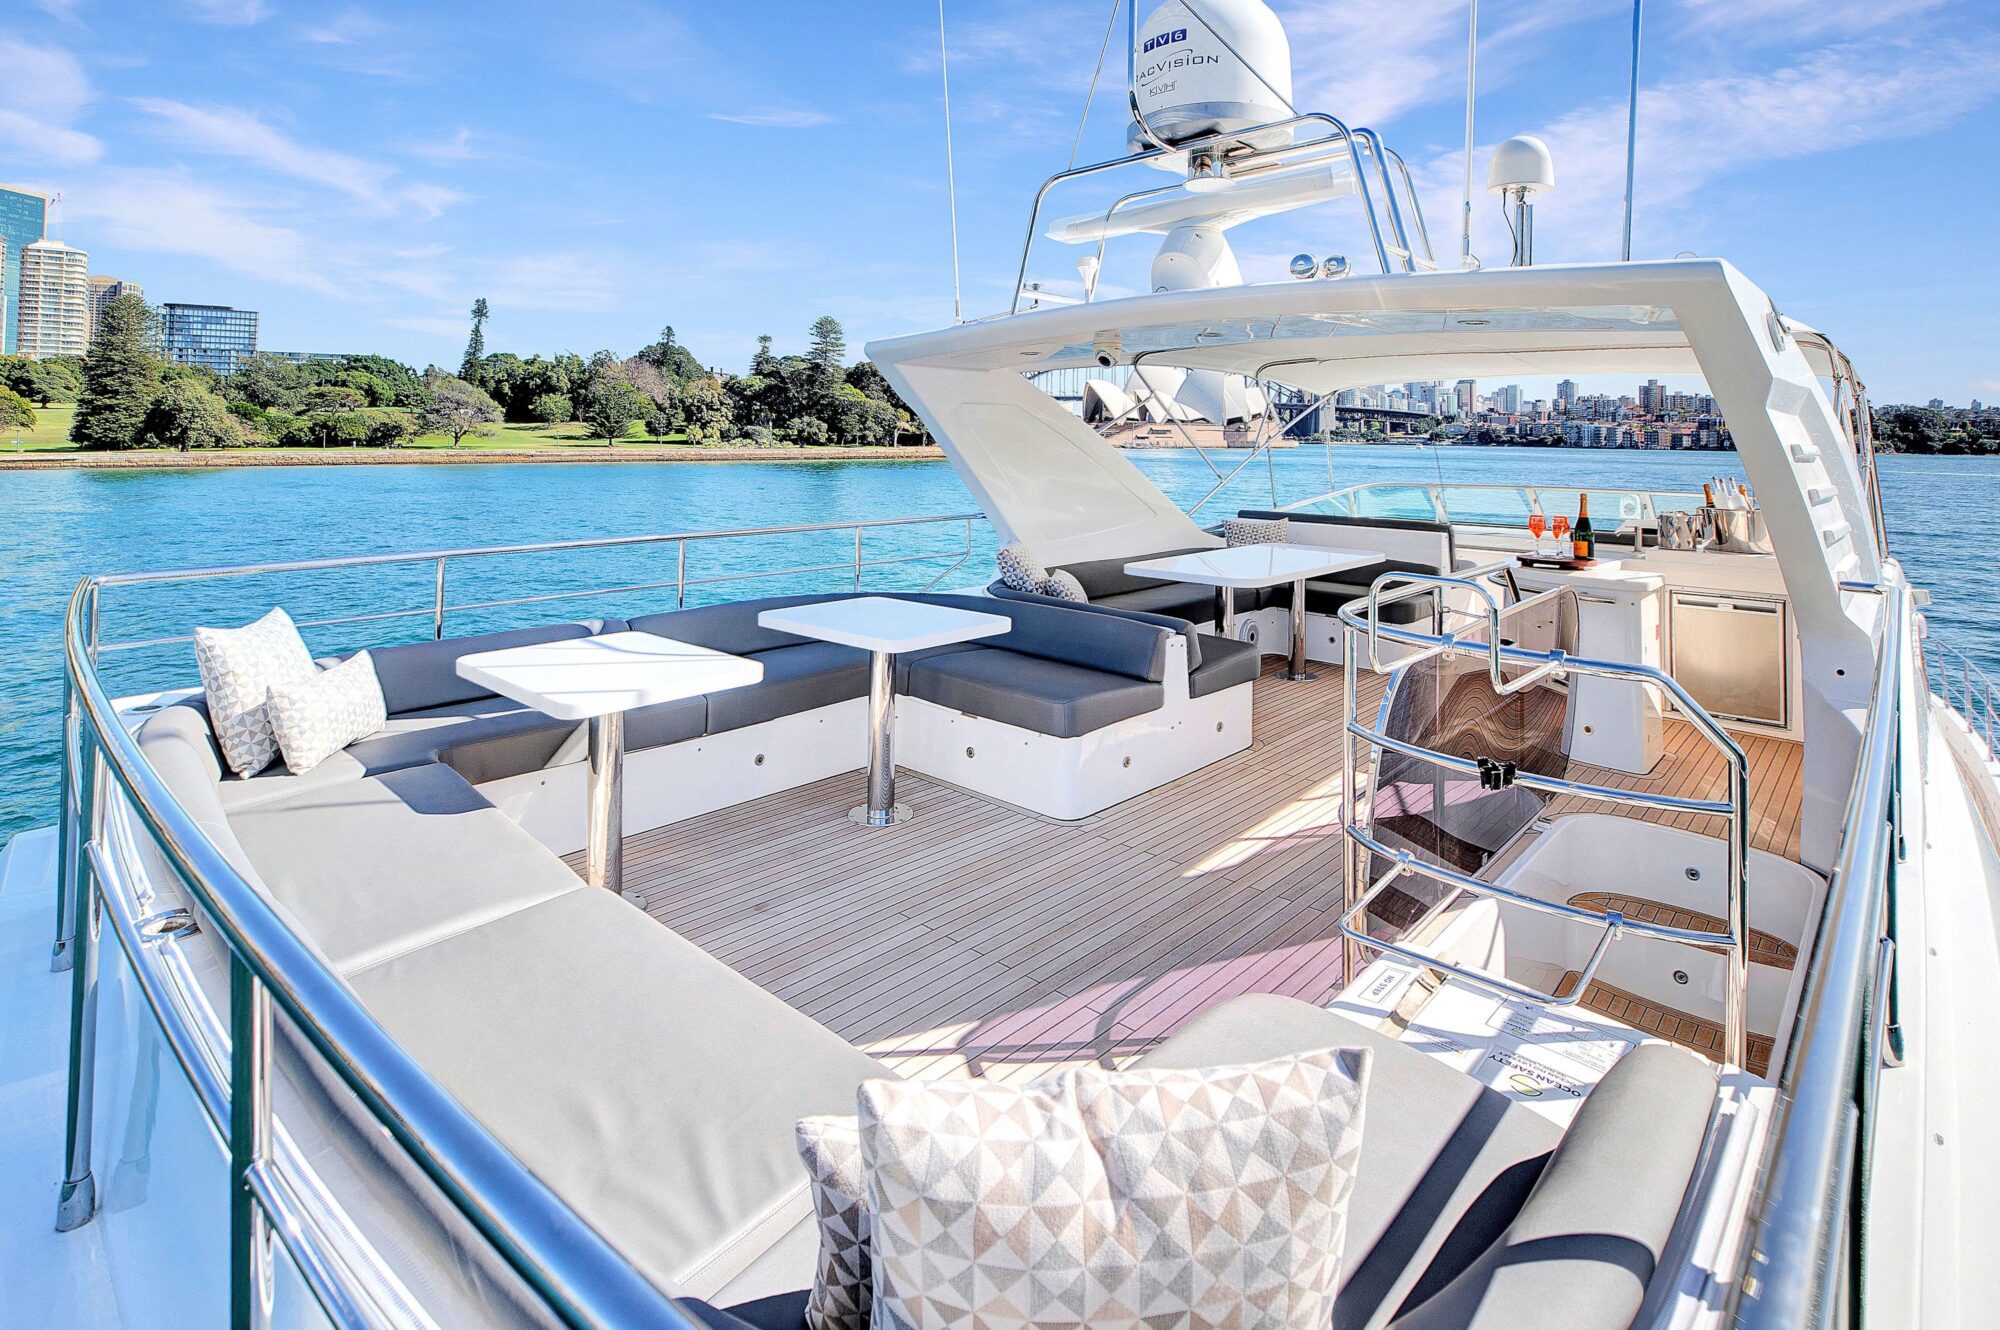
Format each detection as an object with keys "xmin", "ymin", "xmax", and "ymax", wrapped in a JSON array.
[
  {"xmin": 758, "ymin": 597, "xmax": 1009, "ymax": 827},
  {"xmin": 1124, "ymin": 543, "xmax": 1384, "ymax": 681},
  {"xmin": 455, "ymin": 631, "xmax": 762, "ymax": 893}
]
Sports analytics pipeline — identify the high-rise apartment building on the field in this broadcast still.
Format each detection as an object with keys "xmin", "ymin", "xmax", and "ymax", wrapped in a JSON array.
[
  {"xmin": 0, "ymin": 185, "xmax": 50, "ymax": 353},
  {"xmin": 1454, "ymin": 379, "xmax": 1477, "ymax": 419},
  {"xmin": 1556, "ymin": 378, "xmax": 1578, "ymax": 410},
  {"xmin": 88, "ymin": 276, "xmax": 144, "ymax": 341},
  {"xmin": 1494, "ymin": 384, "xmax": 1523, "ymax": 415},
  {"xmin": 16, "ymin": 239, "xmax": 90, "ymax": 358},
  {"xmin": 162, "ymin": 302, "xmax": 259, "ymax": 375}
]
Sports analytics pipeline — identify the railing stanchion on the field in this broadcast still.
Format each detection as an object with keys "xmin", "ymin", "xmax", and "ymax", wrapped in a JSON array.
[
  {"xmin": 52, "ymin": 673, "xmax": 77, "ymax": 972},
  {"xmin": 229, "ymin": 957, "xmax": 274, "ymax": 1330},
  {"xmin": 55, "ymin": 729, "xmax": 102, "ymax": 1233},
  {"xmin": 432, "ymin": 557, "xmax": 448, "ymax": 640},
  {"xmin": 854, "ymin": 527, "xmax": 865, "ymax": 592},
  {"xmin": 1341, "ymin": 644, "xmax": 1363, "ymax": 985},
  {"xmin": 1726, "ymin": 744, "xmax": 1751, "ymax": 1070},
  {"xmin": 676, "ymin": 540, "xmax": 687, "ymax": 610}
]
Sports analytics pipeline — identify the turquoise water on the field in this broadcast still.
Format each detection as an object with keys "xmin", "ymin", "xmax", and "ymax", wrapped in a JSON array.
[{"xmin": 2, "ymin": 447, "xmax": 1992, "ymax": 847}]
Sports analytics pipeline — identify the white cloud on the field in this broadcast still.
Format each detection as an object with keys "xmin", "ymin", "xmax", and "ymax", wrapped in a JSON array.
[
  {"xmin": 62, "ymin": 170, "xmax": 343, "ymax": 297},
  {"xmin": 130, "ymin": 98, "xmax": 462, "ymax": 218},
  {"xmin": 481, "ymin": 253, "xmax": 622, "ymax": 312},
  {"xmin": 707, "ymin": 108, "xmax": 834, "ymax": 129},
  {"xmin": 1418, "ymin": 36, "xmax": 2000, "ymax": 264},
  {"xmin": 0, "ymin": 39, "xmax": 102, "ymax": 164},
  {"xmin": 1675, "ymin": 0, "xmax": 1947, "ymax": 40},
  {"xmin": 182, "ymin": 0, "xmax": 268, "ymax": 24},
  {"xmin": 407, "ymin": 127, "xmax": 484, "ymax": 164}
]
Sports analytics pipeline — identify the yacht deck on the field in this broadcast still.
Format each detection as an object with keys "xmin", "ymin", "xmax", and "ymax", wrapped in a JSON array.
[{"xmin": 576, "ymin": 662, "xmax": 1805, "ymax": 1083}]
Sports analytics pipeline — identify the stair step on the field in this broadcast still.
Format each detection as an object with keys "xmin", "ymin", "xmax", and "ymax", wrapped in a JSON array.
[
  {"xmin": 1555, "ymin": 971, "xmax": 1773, "ymax": 1077},
  {"xmin": 1568, "ymin": 891, "xmax": 1797, "ymax": 970}
]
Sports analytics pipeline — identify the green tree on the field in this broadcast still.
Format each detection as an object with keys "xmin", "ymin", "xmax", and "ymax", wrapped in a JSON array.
[
  {"xmin": 461, "ymin": 298, "xmax": 490, "ymax": 382},
  {"xmin": 227, "ymin": 354, "xmax": 305, "ymax": 410},
  {"xmin": 527, "ymin": 392, "xmax": 571, "ymax": 424},
  {"xmin": 138, "ymin": 379, "xmax": 242, "ymax": 451},
  {"xmin": 0, "ymin": 386, "xmax": 34, "ymax": 430},
  {"xmin": 750, "ymin": 334, "xmax": 777, "ymax": 376},
  {"xmin": 679, "ymin": 375, "xmax": 732, "ymax": 444},
  {"xmin": 806, "ymin": 316, "xmax": 845, "ymax": 380},
  {"xmin": 579, "ymin": 376, "xmax": 648, "ymax": 444},
  {"xmin": 416, "ymin": 372, "xmax": 501, "ymax": 447},
  {"xmin": 1, "ymin": 355, "xmax": 82, "ymax": 406},
  {"xmin": 638, "ymin": 324, "xmax": 706, "ymax": 385},
  {"xmin": 71, "ymin": 293, "xmax": 162, "ymax": 450}
]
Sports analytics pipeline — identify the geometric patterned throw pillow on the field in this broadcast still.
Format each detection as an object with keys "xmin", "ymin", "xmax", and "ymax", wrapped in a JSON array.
[
  {"xmin": 1039, "ymin": 569, "xmax": 1089, "ymax": 603},
  {"xmin": 265, "ymin": 651, "xmax": 388, "ymax": 775},
  {"xmin": 192, "ymin": 607, "xmax": 319, "ymax": 777},
  {"xmin": 797, "ymin": 1115, "xmax": 872, "ymax": 1330},
  {"xmin": 994, "ymin": 541, "xmax": 1048, "ymax": 593},
  {"xmin": 1224, "ymin": 516, "xmax": 1290, "ymax": 547},
  {"xmin": 858, "ymin": 1046, "xmax": 1371, "ymax": 1330}
]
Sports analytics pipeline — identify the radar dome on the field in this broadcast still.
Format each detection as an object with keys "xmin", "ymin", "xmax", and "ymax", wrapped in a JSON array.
[{"xmin": 1129, "ymin": 0, "xmax": 1293, "ymax": 150}]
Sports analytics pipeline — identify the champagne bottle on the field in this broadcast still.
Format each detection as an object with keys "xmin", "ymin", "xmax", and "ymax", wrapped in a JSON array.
[
  {"xmin": 1702, "ymin": 482, "xmax": 1716, "ymax": 507},
  {"xmin": 1572, "ymin": 495, "xmax": 1595, "ymax": 560}
]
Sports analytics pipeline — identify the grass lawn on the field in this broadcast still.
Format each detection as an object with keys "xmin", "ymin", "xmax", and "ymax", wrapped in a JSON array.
[
  {"xmin": 2, "ymin": 406, "xmax": 696, "ymax": 455},
  {"xmin": 2, "ymin": 404, "xmax": 79, "ymax": 452}
]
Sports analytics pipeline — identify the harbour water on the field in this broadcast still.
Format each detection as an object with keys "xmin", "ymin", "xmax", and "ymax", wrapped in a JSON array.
[{"xmin": 2, "ymin": 445, "xmax": 1991, "ymax": 847}]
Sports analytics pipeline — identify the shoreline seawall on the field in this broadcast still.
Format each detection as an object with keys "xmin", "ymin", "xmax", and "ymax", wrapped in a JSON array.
[{"xmin": 0, "ymin": 444, "xmax": 947, "ymax": 470}]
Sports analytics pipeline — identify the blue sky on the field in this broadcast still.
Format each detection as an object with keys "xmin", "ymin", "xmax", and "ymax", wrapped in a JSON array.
[{"xmin": 4, "ymin": 0, "xmax": 1996, "ymax": 403}]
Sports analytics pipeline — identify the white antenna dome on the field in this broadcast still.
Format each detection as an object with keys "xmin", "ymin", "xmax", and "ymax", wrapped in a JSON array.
[
  {"xmin": 1130, "ymin": 0, "xmax": 1293, "ymax": 152},
  {"xmin": 1487, "ymin": 135, "xmax": 1555, "ymax": 196}
]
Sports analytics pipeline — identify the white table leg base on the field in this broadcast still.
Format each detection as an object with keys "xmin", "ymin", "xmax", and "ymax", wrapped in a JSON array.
[
  {"xmin": 585, "ymin": 711, "xmax": 625, "ymax": 893},
  {"xmin": 1281, "ymin": 578, "xmax": 1317, "ymax": 681},
  {"xmin": 849, "ymin": 803, "xmax": 912, "ymax": 827}
]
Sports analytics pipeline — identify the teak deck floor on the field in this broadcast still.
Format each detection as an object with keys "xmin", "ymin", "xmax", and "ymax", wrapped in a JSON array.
[{"xmin": 591, "ymin": 662, "xmax": 1804, "ymax": 1083}]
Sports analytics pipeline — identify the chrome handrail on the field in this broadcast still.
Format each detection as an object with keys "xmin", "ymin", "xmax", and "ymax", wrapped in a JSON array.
[
  {"xmin": 1336, "ymin": 569, "xmax": 1753, "ymax": 1068},
  {"xmin": 1286, "ymin": 480, "xmax": 1707, "ymax": 528},
  {"xmin": 1010, "ymin": 108, "xmax": 1430, "ymax": 314},
  {"xmin": 58, "ymin": 578, "xmax": 690, "ymax": 1329},
  {"xmin": 1928, "ymin": 632, "xmax": 1999, "ymax": 758},
  {"xmin": 82, "ymin": 511, "xmax": 984, "ymax": 656},
  {"xmin": 1730, "ymin": 583, "xmax": 1909, "ymax": 1326}
]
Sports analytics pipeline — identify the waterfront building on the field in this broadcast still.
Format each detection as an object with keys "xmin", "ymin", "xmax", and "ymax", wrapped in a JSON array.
[
  {"xmin": 1555, "ymin": 377, "xmax": 1577, "ymax": 408},
  {"xmin": 1453, "ymin": 379, "xmax": 1476, "ymax": 418},
  {"xmin": 88, "ymin": 277, "xmax": 144, "ymax": 340},
  {"xmin": 0, "ymin": 185, "xmax": 49, "ymax": 354},
  {"xmin": 161, "ymin": 302, "xmax": 259, "ymax": 375},
  {"xmin": 16, "ymin": 239, "xmax": 90, "ymax": 358},
  {"xmin": 1493, "ymin": 383, "xmax": 1523, "ymax": 414},
  {"xmin": 266, "ymin": 350, "xmax": 347, "ymax": 365}
]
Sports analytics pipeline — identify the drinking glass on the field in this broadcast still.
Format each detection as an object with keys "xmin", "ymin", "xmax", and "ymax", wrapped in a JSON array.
[
  {"xmin": 1551, "ymin": 514, "xmax": 1570, "ymax": 554},
  {"xmin": 1527, "ymin": 512, "xmax": 1546, "ymax": 555}
]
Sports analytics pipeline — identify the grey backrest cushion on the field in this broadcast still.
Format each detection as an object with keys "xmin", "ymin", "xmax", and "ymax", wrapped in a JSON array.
[
  {"xmin": 903, "ymin": 592, "xmax": 1171, "ymax": 682},
  {"xmin": 1388, "ymin": 1042, "xmax": 1716, "ymax": 1330},
  {"xmin": 1048, "ymin": 545, "xmax": 1217, "ymax": 600},
  {"xmin": 135, "ymin": 700, "xmax": 267, "ymax": 888},
  {"xmin": 1237, "ymin": 510, "xmax": 1455, "ymax": 572},
  {"xmin": 626, "ymin": 594, "xmax": 866, "ymax": 658},
  {"xmin": 363, "ymin": 621, "xmax": 603, "ymax": 715},
  {"xmin": 987, "ymin": 581, "xmax": 1204, "ymax": 671}
]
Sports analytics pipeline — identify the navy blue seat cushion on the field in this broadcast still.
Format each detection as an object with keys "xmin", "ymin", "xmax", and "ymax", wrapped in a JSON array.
[
  {"xmin": 706, "ymin": 641, "xmax": 870, "ymax": 734},
  {"xmin": 902, "ymin": 648, "xmax": 1162, "ymax": 738},
  {"xmin": 1188, "ymin": 633, "xmax": 1261, "ymax": 697},
  {"xmin": 626, "ymin": 595, "xmax": 864, "ymax": 658},
  {"xmin": 902, "ymin": 592, "xmax": 1171, "ymax": 683},
  {"xmin": 363, "ymin": 621, "xmax": 608, "ymax": 716},
  {"xmin": 624, "ymin": 695, "xmax": 710, "ymax": 751}
]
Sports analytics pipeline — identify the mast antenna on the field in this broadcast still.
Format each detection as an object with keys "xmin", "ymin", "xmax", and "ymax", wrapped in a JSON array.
[
  {"xmin": 1459, "ymin": 0, "xmax": 1479, "ymax": 269},
  {"xmin": 1621, "ymin": 0, "xmax": 1644, "ymax": 261},
  {"xmin": 937, "ymin": 0, "xmax": 963, "ymax": 324}
]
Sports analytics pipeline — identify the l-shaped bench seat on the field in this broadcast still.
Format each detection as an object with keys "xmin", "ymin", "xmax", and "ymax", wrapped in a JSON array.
[{"xmin": 132, "ymin": 602, "xmax": 1719, "ymax": 1326}]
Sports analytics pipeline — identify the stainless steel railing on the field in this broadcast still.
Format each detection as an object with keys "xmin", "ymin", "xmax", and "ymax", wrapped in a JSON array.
[
  {"xmin": 1335, "ymin": 565, "xmax": 1754, "ymax": 1068},
  {"xmin": 1928, "ymin": 632, "xmax": 1999, "ymax": 759},
  {"xmin": 1729, "ymin": 581, "xmax": 1910, "ymax": 1327},
  {"xmin": 1286, "ymin": 480, "xmax": 1708, "ymax": 529},
  {"xmin": 1010, "ymin": 108, "xmax": 1435, "ymax": 315},
  {"xmin": 50, "ymin": 511, "xmax": 984, "ymax": 1329}
]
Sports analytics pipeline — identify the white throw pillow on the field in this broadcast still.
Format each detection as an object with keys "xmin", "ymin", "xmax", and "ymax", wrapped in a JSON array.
[
  {"xmin": 995, "ymin": 541, "xmax": 1048, "ymax": 593},
  {"xmin": 265, "ymin": 651, "xmax": 388, "ymax": 775},
  {"xmin": 192, "ymin": 607, "xmax": 319, "ymax": 776},
  {"xmin": 1225, "ymin": 516, "xmax": 1290, "ymax": 547},
  {"xmin": 851, "ymin": 1046, "xmax": 1370, "ymax": 1330},
  {"xmin": 1040, "ymin": 569, "xmax": 1089, "ymax": 603}
]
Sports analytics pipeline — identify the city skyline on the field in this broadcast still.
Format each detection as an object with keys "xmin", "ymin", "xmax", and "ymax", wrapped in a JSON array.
[{"xmin": 0, "ymin": 3, "xmax": 1995, "ymax": 402}]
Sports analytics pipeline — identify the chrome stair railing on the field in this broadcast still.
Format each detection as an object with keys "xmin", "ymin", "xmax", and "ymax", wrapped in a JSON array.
[
  {"xmin": 1927, "ymin": 631, "xmax": 1999, "ymax": 758},
  {"xmin": 1336, "ymin": 568, "xmax": 1754, "ymax": 1068}
]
